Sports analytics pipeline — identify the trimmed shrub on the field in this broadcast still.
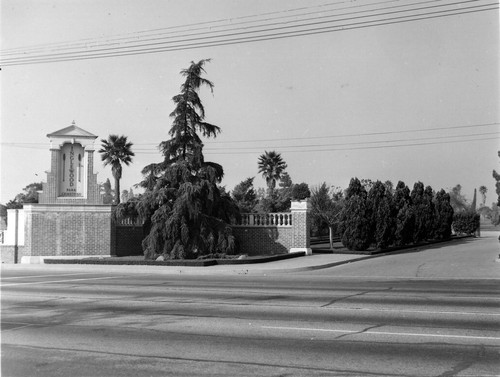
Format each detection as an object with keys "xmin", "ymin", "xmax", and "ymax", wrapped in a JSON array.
[
  {"xmin": 340, "ymin": 178, "xmax": 371, "ymax": 251},
  {"xmin": 411, "ymin": 182, "xmax": 428, "ymax": 243},
  {"xmin": 452, "ymin": 211, "xmax": 480, "ymax": 235},
  {"xmin": 434, "ymin": 189, "xmax": 454, "ymax": 239},
  {"xmin": 367, "ymin": 181, "xmax": 394, "ymax": 249},
  {"xmin": 393, "ymin": 181, "xmax": 414, "ymax": 246}
]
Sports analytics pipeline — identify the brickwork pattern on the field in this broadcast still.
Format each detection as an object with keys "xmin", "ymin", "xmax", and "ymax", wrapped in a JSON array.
[
  {"xmin": 292, "ymin": 209, "xmax": 311, "ymax": 248},
  {"xmin": 232, "ymin": 227, "xmax": 292, "ymax": 256},
  {"xmin": 23, "ymin": 205, "xmax": 113, "ymax": 257}
]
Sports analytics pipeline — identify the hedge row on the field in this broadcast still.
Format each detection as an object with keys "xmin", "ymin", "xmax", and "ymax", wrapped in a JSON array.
[
  {"xmin": 340, "ymin": 179, "xmax": 455, "ymax": 251},
  {"xmin": 452, "ymin": 211, "xmax": 480, "ymax": 235}
]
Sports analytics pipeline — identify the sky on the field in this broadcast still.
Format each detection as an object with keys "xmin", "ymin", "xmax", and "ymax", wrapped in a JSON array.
[{"xmin": 1, "ymin": 0, "xmax": 499, "ymax": 206}]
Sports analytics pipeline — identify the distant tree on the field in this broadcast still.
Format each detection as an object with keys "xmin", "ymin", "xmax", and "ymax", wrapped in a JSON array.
[
  {"xmin": 279, "ymin": 172, "xmax": 293, "ymax": 189},
  {"xmin": 137, "ymin": 59, "xmax": 238, "ymax": 260},
  {"xmin": 449, "ymin": 184, "xmax": 468, "ymax": 213},
  {"xmin": 274, "ymin": 171, "xmax": 294, "ymax": 212},
  {"xmin": 121, "ymin": 189, "xmax": 130, "ymax": 203},
  {"xmin": 310, "ymin": 183, "xmax": 343, "ymax": 248},
  {"xmin": 99, "ymin": 134, "xmax": 135, "ymax": 204},
  {"xmin": 5, "ymin": 182, "xmax": 43, "ymax": 209},
  {"xmin": 101, "ymin": 178, "xmax": 114, "ymax": 204},
  {"xmin": 490, "ymin": 203, "xmax": 500, "ymax": 226},
  {"xmin": 0, "ymin": 204, "xmax": 6, "ymax": 218},
  {"xmin": 291, "ymin": 182, "xmax": 311, "ymax": 200},
  {"xmin": 231, "ymin": 177, "xmax": 257, "ymax": 213},
  {"xmin": 340, "ymin": 178, "xmax": 371, "ymax": 251},
  {"xmin": 470, "ymin": 188, "xmax": 477, "ymax": 212},
  {"xmin": 478, "ymin": 186, "xmax": 487, "ymax": 207},
  {"xmin": 257, "ymin": 151, "xmax": 287, "ymax": 196},
  {"xmin": 493, "ymin": 151, "xmax": 500, "ymax": 206}
]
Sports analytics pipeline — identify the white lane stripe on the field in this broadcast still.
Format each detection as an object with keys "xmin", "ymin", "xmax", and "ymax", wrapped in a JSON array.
[
  {"xmin": 0, "ymin": 276, "xmax": 119, "ymax": 287},
  {"xmin": 262, "ymin": 326, "xmax": 500, "ymax": 341},
  {"xmin": 1, "ymin": 324, "xmax": 37, "ymax": 332},
  {"xmin": 1, "ymin": 272, "xmax": 100, "ymax": 280},
  {"xmin": 325, "ymin": 306, "xmax": 500, "ymax": 317}
]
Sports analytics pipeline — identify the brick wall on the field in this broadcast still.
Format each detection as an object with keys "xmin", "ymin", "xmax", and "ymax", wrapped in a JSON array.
[
  {"xmin": 232, "ymin": 200, "xmax": 311, "ymax": 255},
  {"xmin": 232, "ymin": 227, "xmax": 292, "ymax": 256},
  {"xmin": 23, "ymin": 204, "xmax": 113, "ymax": 259}
]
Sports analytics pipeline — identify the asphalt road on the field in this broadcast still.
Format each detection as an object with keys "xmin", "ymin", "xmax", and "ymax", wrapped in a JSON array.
[{"xmin": 1, "ymin": 234, "xmax": 499, "ymax": 376}]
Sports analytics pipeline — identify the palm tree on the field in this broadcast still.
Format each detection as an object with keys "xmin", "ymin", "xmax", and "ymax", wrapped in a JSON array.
[
  {"xmin": 99, "ymin": 135, "xmax": 134, "ymax": 204},
  {"xmin": 479, "ymin": 185, "xmax": 488, "ymax": 206},
  {"xmin": 257, "ymin": 151, "xmax": 287, "ymax": 195}
]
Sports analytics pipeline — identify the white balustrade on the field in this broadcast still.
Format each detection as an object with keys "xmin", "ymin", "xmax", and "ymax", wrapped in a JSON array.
[{"xmin": 235, "ymin": 213, "xmax": 292, "ymax": 227}]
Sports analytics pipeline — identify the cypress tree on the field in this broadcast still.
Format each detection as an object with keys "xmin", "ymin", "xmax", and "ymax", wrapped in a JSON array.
[
  {"xmin": 434, "ymin": 189, "xmax": 454, "ymax": 240},
  {"xmin": 393, "ymin": 181, "xmax": 414, "ymax": 246},
  {"xmin": 340, "ymin": 178, "xmax": 371, "ymax": 251},
  {"xmin": 367, "ymin": 181, "xmax": 395, "ymax": 249},
  {"xmin": 411, "ymin": 182, "xmax": 428, "ymax": 244}
]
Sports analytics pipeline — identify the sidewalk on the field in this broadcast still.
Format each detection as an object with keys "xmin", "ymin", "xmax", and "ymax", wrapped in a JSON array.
[
  {"xmin": 3, "ymin": 233, "xmax": 496, "ymax": 276},
  {"xmin": 1, "ymin": 253, "xmax": 373, "ymax": 275}
]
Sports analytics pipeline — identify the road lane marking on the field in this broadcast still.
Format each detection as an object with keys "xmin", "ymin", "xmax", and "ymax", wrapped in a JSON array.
[
  {"xmin": 0, "ymin": 276, "xmax": 119, "ymax": 287},
  {"xmin": 324, "ymin": 306, "xmax": 500, "ymax": 317},
  {"xmin": 1, "ymin": 272, "xmax": 101, "ymax": 280},
  {"xmin": 262, "ymin": 326, "xmax": 500, "ymax": 341},
  {"xmin": 1, "ymin": 323, "xmax": 37, "ymax": 333}
]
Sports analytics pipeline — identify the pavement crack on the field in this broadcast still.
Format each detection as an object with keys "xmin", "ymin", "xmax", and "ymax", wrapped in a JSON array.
[
  {"xmin": 436, "ymin": 345, "xmax": 487, "ymax": 377},
  {"xmin": 333, "ymin": 324, "xmax": 383, "ymax": 340},
  {"xmin": 321, "ymin": 287, "xmax": 393, "ymax": 307},
  {"xmin": 415, "ymin": 262, "xmax": 427, "ymax": 277}
]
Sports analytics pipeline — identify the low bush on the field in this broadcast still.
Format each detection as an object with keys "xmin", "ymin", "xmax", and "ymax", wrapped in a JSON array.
[{"xmin": 452, "ymin": 211, "xmax": 480, "ymax": 235}]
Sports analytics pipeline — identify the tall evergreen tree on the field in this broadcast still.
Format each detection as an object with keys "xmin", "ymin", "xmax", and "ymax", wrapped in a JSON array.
[
  {"xmin": 367, "ymin": 181, "xmax": 394, "ymax": 249},
  {"xmin": 393, "ymin": 181, "xmax": 414, "ymax": 246},
  {"xmin": 411, "ymin": 181, "xmax": 427, "ymax": 243},
  {"xmin": 434, "ymin": 189, "xmax": 454, "ymax": 240},
  {"xmin": 138, "ymin": 59, "xmax": 238, "ymax": 260},
  {"xmin": 231, "ymin": 177, "xmax": 257, "ymax": 213},
  {"xmin": 423, "ymin": 185, "xmax": 436, "ymax": 239},
  {"xmin": 340, "ymin": 178, "xmax": 371, "ymax": 251}
]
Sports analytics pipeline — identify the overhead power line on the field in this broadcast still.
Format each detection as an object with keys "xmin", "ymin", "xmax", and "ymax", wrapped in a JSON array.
[
  {"xmin": 0, "ymin": 0, "xmax": 404, "ymax": 54},
  {"xmin": 4, "ymin": 126, "xmax": 497, "ymax": 155},
  {"xmin": 1, "ymin": 0, "xmax": 496, "ymax": 66}
]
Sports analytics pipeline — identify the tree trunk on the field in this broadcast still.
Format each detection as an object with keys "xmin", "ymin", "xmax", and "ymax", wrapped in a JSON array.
[
  {"xmin": 329, "ymin": 226, "xmax": 334, "ymax": 249},
  {"xmin": 114, "ymin": 176, "xmax": 120, "ymax": 205}
]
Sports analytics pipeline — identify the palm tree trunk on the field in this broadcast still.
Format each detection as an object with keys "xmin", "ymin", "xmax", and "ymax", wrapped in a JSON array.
[{"xmin": 114, "ymin": 176, "xmax": 120, "ymax": 205}]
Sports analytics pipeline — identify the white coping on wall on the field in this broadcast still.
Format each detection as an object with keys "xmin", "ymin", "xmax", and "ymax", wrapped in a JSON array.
[
  {"xmin": 21, "ymin": 255, "xmax": 112, "ymax": 264},
  {"xmin": 23, "ymin": 204, "xmax": 113, "ymax": 213},
  {"xmin": 290, "ymin": 247, "xmax": 312, "ymax": 255}
]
